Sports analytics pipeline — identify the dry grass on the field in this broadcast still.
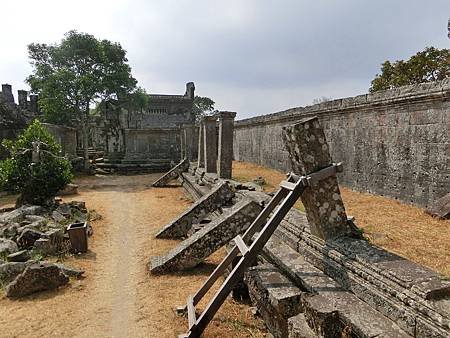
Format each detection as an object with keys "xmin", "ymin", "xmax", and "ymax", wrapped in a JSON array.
[
  {"xmin": 0, "ymin": 173, "xmax": 266, "ymax": 337},
  {"xmin": 232, "ymin": 161, "xmax": 450, "ymax": 277}
]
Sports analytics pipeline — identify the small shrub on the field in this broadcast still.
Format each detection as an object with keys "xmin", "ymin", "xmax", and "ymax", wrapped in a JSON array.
[{"xmin": 0, "ymin": 120, "xmax": 73, "ymax": 205}]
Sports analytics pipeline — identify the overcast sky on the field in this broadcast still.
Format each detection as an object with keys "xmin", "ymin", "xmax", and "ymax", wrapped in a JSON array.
[{"xmin": 0, "ymin": 0, "xmax": 449, "ymax": 119}]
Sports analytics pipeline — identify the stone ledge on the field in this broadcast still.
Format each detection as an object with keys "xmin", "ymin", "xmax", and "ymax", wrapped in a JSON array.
[
  {"xmin": 235, "ymin": 79, "xmax": 450, "ymax": 128},
  {"xmin": 245, "ymin": 263, "xmax": 303, "ymax": 338},
  {"xmin": 262, "ymin": 237, "xmax": 412, "ymax": 338}
]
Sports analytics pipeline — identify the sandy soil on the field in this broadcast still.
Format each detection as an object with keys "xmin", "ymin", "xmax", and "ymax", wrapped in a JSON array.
[{"xmin": 0, "ymin": 174, "xmax": 266, "ymax": 338}]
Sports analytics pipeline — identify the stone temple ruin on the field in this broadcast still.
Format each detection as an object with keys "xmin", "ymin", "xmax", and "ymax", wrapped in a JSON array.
[
  {"xmin": 1, "ymin": 78, "xmax": 449, "ymax": 337},
  {"xmin": 1, "ymin": 82, "xmax": 196, "ymax": 173},
  {"xmin": 149, "ymin": 80, "xmax": 450, "ymax": 337}
]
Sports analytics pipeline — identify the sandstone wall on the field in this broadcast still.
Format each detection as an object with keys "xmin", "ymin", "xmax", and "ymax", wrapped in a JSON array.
[{"xmin": 233, "ymin": 80, "xmax": 450, "ymax": 207}]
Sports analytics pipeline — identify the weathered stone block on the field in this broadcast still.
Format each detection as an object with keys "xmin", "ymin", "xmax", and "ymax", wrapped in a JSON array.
[
  {"xmin": 245, "ymin": 263, "xmax": 303, "ymax": 338},
  {"xmin": 150, "ymin": 198, "xmax": 261, "ymax": 273},
  {"xmin": 155, "ymin": 181, "xmax": 235, "ymax": 239},
  {"xmin": 282, "ymin": 117, "xmax": 352, "ymax": 240},
  {"xmin": 5, "ymin": 262, "xmax": 69, "ymax": 298}
]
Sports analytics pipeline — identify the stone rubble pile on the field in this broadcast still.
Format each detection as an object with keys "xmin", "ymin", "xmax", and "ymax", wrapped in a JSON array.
[{"xmin": 0, "ymin": 199, "xmax": 94, "ymax": 298}]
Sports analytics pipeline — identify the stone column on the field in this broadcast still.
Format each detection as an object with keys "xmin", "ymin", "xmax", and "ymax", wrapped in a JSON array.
[
  {"xmin": 217, "ymin": 111, "xmax": 237, "ymax": 179},
  {"xmin": 29, "ymin": 95, "xmax": 38, "ymax": 113},
  {"xmin": 18, "ymin": 90, "xmax": 28, "ymax": 109},
  {"xmin": 1, "ymin": 84, "xmax": 14, "ymax": 103},
  {"xmin": 197, "ymin": 123, "xmax": 205, "ymax": 168},
  {"xmin": 180, "ymin": 126, "xmax": 185, "ymax": 160},
  {"xmin": 203, "ymin": 116, "xmax": 218, "ymax": 173},
  {"xmin": 184, "ymin": 123, "xmax": 195, "ymax": 161},
  {"xmin": 282, "ymin": 116, "xmax": 352, "ymax": 241}
]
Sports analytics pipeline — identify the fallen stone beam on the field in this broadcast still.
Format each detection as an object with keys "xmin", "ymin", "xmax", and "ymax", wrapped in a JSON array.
[
  {"xmin": 150, "ymin": 198, "xmax": 261, "ymax": 273},
  {"xmin": 282, "ymin": 116, "xmax": 353, "ymax": 241},
  {"xmin": 152, "ymin": 158, "xmax": 189, "ymax": 187},
  {"xmin": 155, "ymin": 181, "xmax": 235, "ymax": 239},
  {"xmin": 425, "ymin": 192, "xmax": 450, "ymax": 219}
]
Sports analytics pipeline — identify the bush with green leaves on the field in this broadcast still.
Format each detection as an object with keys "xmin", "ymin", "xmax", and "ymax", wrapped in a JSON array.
[{"xmin": 0, "ymin": 120, "xmax": 73, "ymax": 205}]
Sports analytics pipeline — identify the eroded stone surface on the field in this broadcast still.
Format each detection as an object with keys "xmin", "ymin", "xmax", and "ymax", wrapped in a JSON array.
[
  {"xmin": 155, "ymin": 181, "xmax": 235, "ymax": 239},
  {"xmin": 5, "ymin": 262, "xmax": 69, "ymax": 298},
  {"xmin": 150, "ymin": 199, "xmax": 261, "ymax": 273},
  {"xmin": 245, "ymin": 263, "xmax": 303, "ymax": 338},
  {"xmin": 152, "ymin": 158, "xmax": 189, "ymax": 187},
  {"xmin": 282, "ymin": 117, "xmax": 352, "ymax": 241}
]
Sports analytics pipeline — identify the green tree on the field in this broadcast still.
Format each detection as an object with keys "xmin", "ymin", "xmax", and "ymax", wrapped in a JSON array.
[
  {"xmin": 193, "ymin": 95, "xmax": 216, "ymax": 121},
  {"xmin": 370, "ymin": 47, "xmax": 450, "ymax": 92},
  {"xmin": 26, "ymin": 30, "xmax": 137, "ymax": 167},
  {"xmin": 0, "ymin": 120, "xmax": 73, "ymax": 206}
]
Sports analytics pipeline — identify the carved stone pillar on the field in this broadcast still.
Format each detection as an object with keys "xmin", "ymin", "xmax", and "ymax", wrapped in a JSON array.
[
  {"xmin": 197, "ymin": 123, "xmax": 205, "ymax": 168},
  {"xmin": 203, "ymin": 116, "xmax": 218, "ymax": 173},
  {"xmin": 180, "ymin": 126, "xmax": 185, "ymax": 160},
  {"xmin": 282, "ymin": 116, "xmax": 352, "ymax": 241},
  {"xmin": 184, "ymin": 123, "xmax": 195, "ymax": 161},
  {"xmin": 217, "ymin": 111, "xmax": 236, "ymax": 179}
]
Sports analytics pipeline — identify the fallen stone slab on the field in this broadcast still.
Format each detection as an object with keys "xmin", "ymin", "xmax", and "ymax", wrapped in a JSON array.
[
  {"xmin": 426, "ymin": 193, "xmax": 450, "ymax": 219},
  {"xmin": 5, "ymin": 262, "xmax": 69, "ymax": 298},
  {"xmin": 155, "ymin": 181, "xmax": 235, "ymax": 239},
  {"xmin": 55, "ymin": 263, "xmax": 84, "ymax": 278},
  {"xmin": 0, "ymin": 238, "xmax": 19, "ymax": 255},
  {"xmin": 0, "ymin": 261, "xmax": 35, "ymax": 284},
  {"xmin": 150, "ymin": 199, "xmax": 262, "ymax": 273},
  {"xmin": 57, "ymin": 183, "xmax": 79, "ymax": 196},
  {"xmin": 17, "ymin": 228, "xmax": 44, "ymax": 249},
  {"xmin": 0, "ymin": 205, "xmax": 43, "ymax": 224},
  {"xmin": 152, "ymin": 158, "xmax": 189, "ymax": 187},
  {"xmin": 7, "ymin": 250, "xmax": 31, "ymax": 262}
]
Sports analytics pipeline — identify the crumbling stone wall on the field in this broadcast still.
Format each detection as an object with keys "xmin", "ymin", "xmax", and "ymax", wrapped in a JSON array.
[{"xmin": 234, "ymin": 79, "xmax": 450, "ymax": 207}]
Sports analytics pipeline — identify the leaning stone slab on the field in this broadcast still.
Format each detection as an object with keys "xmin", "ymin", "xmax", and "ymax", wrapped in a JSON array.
[
  {"xmin": 244, "ymin": 263, "xmax": 303, "ymax": 338},
  {"xmin": 152, "ymin": 158, "xmax": 189, "ymax": 187},
  {"xmin": 425, "ymin": 192, "xmax": 450, "ymax": 219},
  {"xmin": 155, "ymin": 181, "xmax": 235, "ymax": 239},
  {"xmin": 150, "ymin": 198, "xmax": 261, "ymax": 273},
  {"xmin": 5, "ymin": 262, "xmax": 69, "ymax": 298},
  {"xmin": 282, "ymin": 117, "xmax": 353, "ymax": 240}
]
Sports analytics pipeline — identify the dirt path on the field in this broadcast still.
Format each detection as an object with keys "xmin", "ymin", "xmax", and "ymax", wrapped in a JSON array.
[{"xmin": 0, "ymin": 174, "xmax": 265, "ymax": 337}]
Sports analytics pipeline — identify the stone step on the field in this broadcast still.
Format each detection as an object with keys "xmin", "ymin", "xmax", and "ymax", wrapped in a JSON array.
[
  {"xmin": 261, "ymin": 237, "xmax": 412, "ymax": 338},
  {"xmin": 288, "ymin": 314, "xmax": 316, "ymax": 338},
  {"xmin": 149, "ymin": 198, "xmax": 262, "ymax": 274},
  {"xmin": 155, "ymin": 181, "xmax": 235, "ymax": 239},
  {"xmin": 244, "ymin": 263, "xmax": 304, "ymax": 338}
]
